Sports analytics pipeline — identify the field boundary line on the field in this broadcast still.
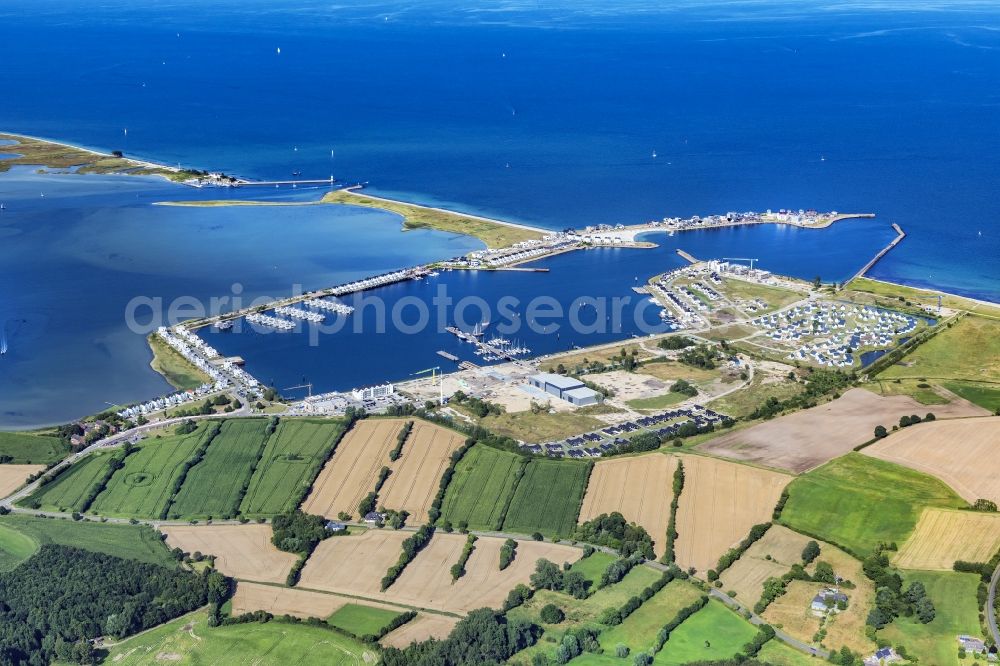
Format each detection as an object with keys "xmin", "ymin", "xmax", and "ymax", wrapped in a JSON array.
[{"xmin": 237, "ymin": 579, "xmax": 464, "ymax": 618}]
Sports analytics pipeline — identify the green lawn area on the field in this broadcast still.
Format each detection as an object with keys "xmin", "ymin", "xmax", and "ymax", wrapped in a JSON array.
[
  {"xmin": 942, "ymin": 381, "xmax": 1000, "ymax": 412},
  {"xmin": 879, "ymin": 571, "xmax": 982, "ymax": 666},
  {"xmin": 780, "ymin": 453, "xmax": 966, "ymax": 557},
  {"xmin": 169, "ymin": 419, "xmax": 271, "ymax": 519},
  {"xmin": 879, "ymin": 315, "xmax": 1000, "ymax": 384},
  {"xmin": 757, "ymin": 640, "xmax": 821, "ymax": 666},
  {"xmin": 598, "ymin": 580, "xmax": 705, "ymax": 656},
  {"xmin": 102, "ymin": 608, "xmax": 375, "ymax": 665},
  {"xmin": 502, "ymin": 459, "xmax": 590, "ymax": 537},
  {"xmin": 626, "ymin": 392, "xmax": 687, "ymax": 411},
  {"xmin": 240, "ymin": 419, "xmax": 346, "ymax": 516},
  {"xmin": 719, "ymin": 278, "xmax": 804, "ymax": 313},
  {"xmin": 847, "ymin": 278, "xmax": 1000, "ymax": 318},
  {"xmin": 0, "ymin": 431, "xmax": 68, "ymax": 464},
  {"xmin": 570, "ymin": 551, "xmax": 618, "ymax": 589},
  {"xmin": 90, "ymin": 424, "xmax": 215, "ymax": 518},
  {"xmin": 0, "ymin": 522, "xmax": 40, "ymax": 572},
  {"xmin": 148, "ymin": 333, "xmax": 211, "ymax": 390},
  {"xmin": 0, "ymin": 514, "xmax": 174, "ymax": 567},
  {"xmin": 326, "ymin": 603, "xmax": 404, "ymax": 637},
  {"xmin": 653, "ymin": 599, "xmax": 757, "ymax": 665},
  {"xmin": 19, "ymin": 453, "xmax": 112, "ymax": 513},
  {"xmin": 440, "ymin": 444, "xmax": 524, "ymax": 530}
]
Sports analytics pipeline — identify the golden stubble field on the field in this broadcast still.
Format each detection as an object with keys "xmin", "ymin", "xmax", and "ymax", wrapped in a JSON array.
[
  {"xmin": 0, "ymin": 464, "xmax": 44, "ymax": 498},
  {"xmin": 862, "ymin": 416, "xmax": 1000, "ymax": 504},
  {"xmin": 578, "ymin": 454, "xmax": 676, "ymax": 558},
  {"xmin": 673, "ymin": 455, "xmax": 791, "ymax": 574},
  {"xmin": 381, "ymin": 614, "xmax": 459, "ymax": 648},
  {"xmin": 161, "ymin": 524, "xmax": 299, "ymax": 584},
  {"xmin": 718, "ymin": 525, "xmax": 814, "ymax": 605},
  {"xmin": 298, "ymin": 530, "xmax": 580, "ymax": 614},
  {"xmin": 302, "ymin": 419, "xmax": 464, "ymax": 522},
  {"xmin": 894, "ymin": 507, "xmax": 1000, "ymax": 570}
]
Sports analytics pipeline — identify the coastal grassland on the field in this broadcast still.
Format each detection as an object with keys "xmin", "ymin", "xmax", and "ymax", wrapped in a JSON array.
[
  {"xmin": 322, "ymin": 189, "xmax": 542, "ymax": 248},
  {"xmin": 942, "ymin": 381, "xmax": 1000, "ymax": 411},
  {"xmin": 0, "ymin": 523, "xmax": 39, "ymax": 571},
  {"xmin": 718, "ymin": 277, "xmax": 805, "ymax": 313},
  {"xmin": 457, "ymin": 407, "xmax": 606, "ymax": 444},
  {"xmin": 879, "ymin": 314, "xmax": 1000, "ymax": 383},
  {"xmin": 169, "ymin": 419, "xmax": 271, "ymax": 519},
  {"xmin": 779, "ymin": 453, "xmax": 966, "ymax": 557},
  {"xmin": 439, "ymin": 445, "xmax": 523, "ymax": 530},
  {"xmin": 542, "ymin": 344, "xmax": 652, "ymax": 372},
  {"xmin": 501, "ymin": 459, "xmax": 590, "ymax": 537},
  {"xmin": 89, "ymin": 424, "xmax": 215, "ymax": 518},
  {"xmin": 879, "ymin": 570, "xmax": 982, "ymax": 666},
  {"xmin": 847, "ymin": 277, "xmax": 1000, "ymax": 318},
  {"xmin": 597, "ymin": 579, "xmax": 705, "ymax": 655},
  {"xmin": 653, "ymin": 599, "xmax": 758, "ymax": 665},
  {"xmin": 569, "ymin": 551, "xmax": 618, "ymax": 588},
  {"xmin": 18, "ymin": 452, "xmax": 112, "ymax": 513},
  {"xmin": 239, "ymin": 418, "xmax": 346, "ymax": 516},
  {"xmin": 507, "ymin": 565, "xmax": 663, "ymax": 663},
  {"xmin": 700, "ymin": 323, "xmax": 759, "ymax": 341},
  {"xmin": 327, "ymin": 603, "xmax": 404, "ymax": 637},
  {"xmin": 0, "ymin": 514, "xmax": 174, "ymax": 566},
  {"xmin": 147, "ymin": 333, "xmax": 212, "ymax": 390},
  {"xmin": 757, "ymin": 640, "xmax": 820, "ymax": 666},
  {"xmin": 707, "ymin": 373, "xmax": 805, "ymax": 418},
  {"xmin": 102, "ymin": 608, "xmax": 375, "ymax": 665},
  {"xmin": 0, "ymin": 431, "xmax": 69, "ymax": 465}
]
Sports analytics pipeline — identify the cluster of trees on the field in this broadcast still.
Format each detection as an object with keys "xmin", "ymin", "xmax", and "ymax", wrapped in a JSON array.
[
  {"xmin": 754, "ymin": 559, "xmax": 840, "ymax": 614},
  {"xmin": 863, "ymin": 547, "xmax": 935, "ymax": 629},
  {"xmin": 709, "ymin": 523, "xmax": 771, "ymax": 579},
  {"xmin": 358, "ymin": 465, "xmax": 393, "ymax": 517},
  {"xmin": 0, "ymin": 545, "xmax": 227, "ymax": 664},
  {"xmin": 749, "ymin": 369, "xmax": 852, "ymax": 421},
  {"xmin": 662, "ymin": 461, "xmax": 685, "ymax": 564},
  {"xmin": 530, "ymin": 559, "xmax": 590, "ymax": 599},
  {"xmin": 972, "ymin": 499, "xmax": 998, "ymax": 512},
  {"xmin": 678, "ymin": 344, "xmax": 720, "ymax": 370},
  {"xmin": 271, "ymin": 511, "xmax": 341, "ymax": 585},
  {"xmin": 450, "ymin": 391, "xmax": 504, "ymax": 418},
  {"xmin": 658, "ymin": 336, "xmax": 696, "ymax": 351},
  {"xmin": 502, "ymin": 584, "xmax": 533, "ymax": 612},
  {"xmin": 175, "ymin": 418, "xmax": 200, "ymax": 435},
  {"xmin": 548, "ymin": 626, "xmax": 601, "ymax": 663},
  {"xmin": 499, "ymin": 538, "xmax": 518, "ymax": 571},
  {"xmin": 264, "ymin": 415, "xmax": 279, "ymax": 435},
  {"xmin": 380, "ymin": 608, "xmax": 539, "ymax": 666},
  {"xmin": 600, "ymin": 555, "xmax": 644, "ymax": 587},
  {"xmin": 389, "ymin": 421, "xmax": 414, "ymax": 461},
  {"xmin": 670, "ymin": 378, "xmax": 698, "ymax": 397},
  {"xmin": 382, "ymin": 525, "xmax": 435, "ymax": 591},
  {"xmin": 381, "ymin": 508, "xmax": 410, "ymax": 529},
  {"xmin": 451, "ymin": 534, "xmax": 478, "ymax": 581},
  {"xmin": 573, "ymin": 512, "xmax": 655, "ymax": 559}
]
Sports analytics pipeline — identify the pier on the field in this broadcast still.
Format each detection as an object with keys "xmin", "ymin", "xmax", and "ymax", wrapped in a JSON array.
[
  {"xmin": 676, "ymin": 249, "xmax": 700, "ymax": 264},
  {"xmin": 437, "ymin": 350, "xmax": 459, "ymax": 362},
  {"xmin": 236, "ymin": 178, "xmax": 336, "ymax": 188},
  {"xmin": 854, "ymin": 223, "xmax": 906, "ymax": 281}
]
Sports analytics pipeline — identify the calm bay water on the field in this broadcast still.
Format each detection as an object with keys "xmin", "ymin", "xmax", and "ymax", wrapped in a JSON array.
[{"xmin": 1, "ymin": 0, "xmax": 998, "ymax": 426}]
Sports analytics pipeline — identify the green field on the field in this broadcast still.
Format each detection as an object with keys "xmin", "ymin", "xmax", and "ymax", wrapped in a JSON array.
[
  {"xmin": 148, "ymin": 333, "xmax": 211, "ymax": 390},
  {"xmin": 20, "ymin": 453, "xmax": 112, "ymax": 513},
  {"xmin": 440, "ymin": 445, "xmax": 524, "ymax": 530},
  {"xmin": 103, "ymin": 609, "xmax": 375, "ymax": 665},
  {"xmin": 847, "ymin": 278, "xmax": 1000, "ymax": 318},
  {"xmin": 653, "ymin": 600, "xmax": 757, "ymax": 665},
  {"xmin": 0, "ymin": 514, "xmax": 174, "ymax": 567},
  {"xmin": 757, "ymin": 640, "xmax": 820, "ymax": 666},
  {"xmin": 501, "ymin": 459, "xmax": 590, "ymax": 537},
  {"xmin": 626, "ymin": 392, "xmax": 687, "ymax": 411},
  {"xmin": 598, "ymin": 580, "xmax": 705, "ymax": 655},
  {"xmin": 780, "ymin": 453, "xmax": 966, "ymax": 557},
  {"xmin": 569, "ymin": 551, "xmax": 618, "ymax": 589},
  {"xmin": 326, "ymin": 603, "xmax": 403, "ymax": 637},
  {"xmin": 880, "ymin": 314, "xmax": 1000, "ymax": 384},
  {"xmin": 240, "ymin": 419, "xmax": 346, "ymax": 516},
  {"xmin": 879, "ymin": 571, "xmax": 982, "ymax": 666},
  {"xmin": 943, "ymin": 380, "xmax": 1000, "ymax": 412},
  {"xmin": 0, "ymin": 431, "xmax": 68, "ymax": 464},
  {"xmin": 0, "ymin": 523, "xmax": 39, "ymax": 572},
  {"xmin": 90, "ymin": 425, "xmax": 215, "ymax": 518},
  {"xmin": 169, "ymin": 419, "xmax": 271, "ymax": 519}
]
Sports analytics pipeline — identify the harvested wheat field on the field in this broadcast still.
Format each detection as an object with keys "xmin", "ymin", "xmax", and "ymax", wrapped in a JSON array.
[
  {"xmin": 381, "ymin": 614, "xmax": 459, "ymax": 648},
  {"xmin": 719, "ymin": 525, "xmax": 815, "ymax": 605},
  {"xmin": 378, "ymin": 420, "xmax": 466, "ymax": 522},
  {"xmin": 894, "ymin": 508, "xmax": 1000, "ymax": 571},
  {"xmin": 0, "ymin": 464, "xmax": 44, "ymax": 498},
  {"xmin": 699, "ymin": 388, "xmax": 986, "ymax": 473},
  {"xmin": 299, "ymin": 529, "xmax": 410, "ymax": 597},
  {"xmin": 161, "ymin": 524, "xmax": 298, "ymax": 584},
  {"xmin": 578, "ymin": 454, "xmax": 676, "ymax": 558},
  {"xmin": 862, "ymin": 416, "xmax": 1000, "ymax": 504},
  {"xmin": 233, "ymin": 582, "xmax": 343, "ymax": 618},
  {"xmin": 302, "ymin": 419, "xmax": 464, "ymax": 522},
  {"xmin": 674, "ymin": 455, "xmax": 791, "ymax": 574}
]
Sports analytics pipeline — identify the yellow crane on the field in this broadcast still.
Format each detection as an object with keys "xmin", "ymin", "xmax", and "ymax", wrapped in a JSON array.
[{"xmin": 411, "ymin": 366, "xmax": 443, "ymax": 405}]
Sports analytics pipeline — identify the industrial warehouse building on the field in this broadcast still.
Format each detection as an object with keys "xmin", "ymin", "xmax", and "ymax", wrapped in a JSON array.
[{"xmin": 528, "ymin": 373, "xmax": 603, "ymax": 407}]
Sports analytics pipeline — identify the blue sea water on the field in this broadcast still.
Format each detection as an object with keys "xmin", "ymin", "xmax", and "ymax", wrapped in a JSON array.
[{"xmin": 1, "ymin": 0, "xmax": 999, "ymax": 426}]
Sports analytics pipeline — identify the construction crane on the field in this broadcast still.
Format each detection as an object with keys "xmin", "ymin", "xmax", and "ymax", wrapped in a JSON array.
[
  {"xmin": 722, "ymin": 257, "xmax": 761, "ymax": 271},
  {"xmin": 411, "ymin": 366, "xmax": 444, "ymax": 405},
  {"xmin": 283, "ymin": 383, "xmax": 313, "ymax": 398}
]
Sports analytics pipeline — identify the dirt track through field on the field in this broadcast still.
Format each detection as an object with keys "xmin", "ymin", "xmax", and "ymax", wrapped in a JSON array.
[
  {"xmin": 894, "ymin": 508, "xmax": 1000, "ymax": 570},
  {"xmin": 862, "ymin": 416, "xmax": 1000, "ymax": 504},
  {"xmin": 381, "ymin": 614, "xmax": 459, "ymax": 648},
  {"xmin": 0, "ymin": 464, "xmax": 44, "ymax": 498},
  {"xmin": 298, "ymin": 530, "xmax": 579, "ymax": 615},
  {"xmin": 161, "ymin": 525, "xmax": 298, "ymax": 584},
  {"xmin": 674, "ymin": 455, "xmax": 791, "ymax": 574},
  {"xmin": 578, "ymin": 454, "xmax": 676, "ymax": 558},
  {"xmin": 302, "ymin": 419, "xmax": 464, "ymax": 522},
  {"xmin": 699, "ymin": 388, "xmax": 986, "ymax": 473}
]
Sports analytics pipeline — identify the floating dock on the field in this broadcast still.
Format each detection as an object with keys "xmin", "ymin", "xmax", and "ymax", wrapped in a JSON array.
[{"xmin": 437, "ymin": 350, "xmax": 459, "ymax": 361}]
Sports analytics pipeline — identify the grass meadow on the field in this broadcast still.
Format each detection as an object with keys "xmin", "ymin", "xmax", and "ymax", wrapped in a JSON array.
[
  {"xmin": 653, "ymin": 600, "xmax": 757, "ymax": 665},
  {"xmin": 0, "ymin": 431, "xmax": 68, "ymax": 464},
  {"xmin": 326, "ymin": 603, "xmax": 403, "ymax": 637}
]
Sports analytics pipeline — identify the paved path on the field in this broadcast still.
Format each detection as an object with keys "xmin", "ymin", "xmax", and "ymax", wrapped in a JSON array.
[{"xmin": 988, "ymin": 562, "xmax": 1000, "ymax": 646}]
